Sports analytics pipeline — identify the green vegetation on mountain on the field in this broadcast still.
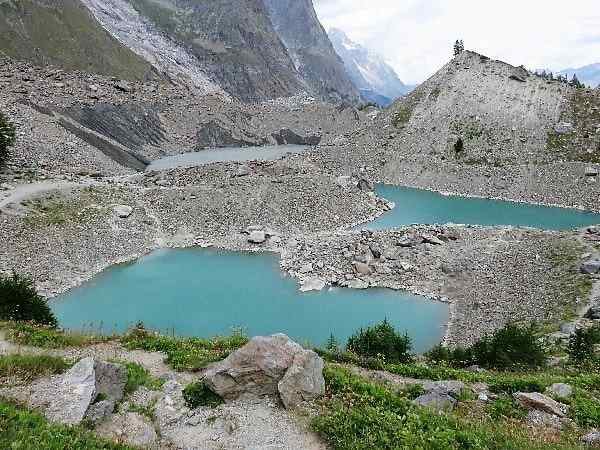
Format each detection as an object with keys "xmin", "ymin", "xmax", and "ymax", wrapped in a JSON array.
[
  {"xmin": 0, "ymin": 111, "xmax": 16, "ymax": 166},
  {"xmin": 0, "ymin": 0, "xmax": 153, "ymax": 80}
]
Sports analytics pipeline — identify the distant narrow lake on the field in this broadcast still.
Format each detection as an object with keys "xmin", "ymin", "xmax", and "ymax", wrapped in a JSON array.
[
  {"xmin": 52, "ymin": 249, "xmax": 448, "ymax": 351},
  {"xmin": 365, "ymin": 185, "xmax": 600, "ymax": 231},
  {"xmin": 147, "ymin": 145, "xmax": 309, "ymax": 170}
]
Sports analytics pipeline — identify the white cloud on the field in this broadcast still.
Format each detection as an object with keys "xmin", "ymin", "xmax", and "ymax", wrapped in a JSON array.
[{"xmin": 314, "ymin": 0, "xmax": 600, "ymax": 84}]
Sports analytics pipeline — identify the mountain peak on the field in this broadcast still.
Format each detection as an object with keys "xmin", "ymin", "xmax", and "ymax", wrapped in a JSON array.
[{"xmin": 328, "ymin": 27, "xmax": 412, "ymax": 106}]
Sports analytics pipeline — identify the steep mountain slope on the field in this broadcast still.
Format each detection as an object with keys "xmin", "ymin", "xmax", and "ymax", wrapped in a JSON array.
[
  {"xmin": 328, "ymin": 28, "xmax": 412, "ymax": 106},
  {"xmin": 262, "ymin": 0, "xmax": 360, "ymax": 103},
  {"xmin": 0, "ymin": 0, "xmax": 155, "ymax": 80},
  {"xmin": 315, "ymin": 51, "xmax": 600, "ymax": 211},
  {"xmin": 558, "ymin": 63, "xmax": 600, "ymax": 88}
]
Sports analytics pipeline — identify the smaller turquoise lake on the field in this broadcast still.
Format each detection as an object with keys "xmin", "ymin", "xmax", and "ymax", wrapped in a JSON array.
[
  {"xmin": 53, "ymin": 249, "xmax": 448, "ymax": 351},
  {"xmin": 365, "ymin": 185, "xmax": 600, "ymax": 231}
]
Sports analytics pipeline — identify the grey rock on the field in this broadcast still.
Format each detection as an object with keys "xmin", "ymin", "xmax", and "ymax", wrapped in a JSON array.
[
  {"xmin": 585, "ymin": 304, "xmax": 600, "ymax": 320},
  {"xmin": 235, "ymin": 164, "xmax": 251, "ymax": 177},
  {"xmin": 94, "ymin": 360, "xmax": 127, "ymax": 402},
  {"xmin": 357, "ymin": 178, "xmax": 373, "ymax": 191},
  {"xmin": 299, "ymin": 277, "xmax": 326, "ymax": 292},
  {"xmin": 545, "ymin": 383, "xmax": 573, "ymax": 400},
  {"xmin": 278, "ymin": 349, "xmax": 325, "ymax": 408},
  {"xmin": 514, "ymin": 392, "xmax": 569, "ymax": 417},
  {"xmin": 85, "ymin": 399, "xmax": 115, "ymax": 425},
  {"xmin": 113, "ymin": 80, "xmax": 132, "ymax": 92},
  {"xmin": 248, "ymin": 230, "xmax": 267, "ymax": 244},
  {"xmin": 129, "ymin": 386, "xmax": 161, "ymax": 409},
  {"xmin": 96, "ymin": 412, "xmax": 158, "ymax": 448},
  {"xmin": 335, "ymin": 175, "xmax": 352, "ymax": 188},
  {"xmin": 113, "ymin": 205, "xmax": 133, "ymax": 218},
  {"xmin": 554, "ymin": 122, "xmax": 574, "ymax": 134},
  {"xmin": 413, "ymin": 392, "xmax": 456, "ymax": 413},
  {"xmin": 585, "ymin": 166, "xmax": 599, "ymax": 177},
  {"xmin": 582, "ymin": 430, "xmax": 600, "ymax": 446},
  {"xmin": 352, "ymin": 261, "xmax": 372, "ymax": 275},
  {"xmin": 203, "ymin": 334, "xmax": 324, "ymax": 408},
  {"xmin": 527, "ymin": 410, "xmax": 570, "ymax": 429},
  {"xmin": 422, "ymin": 380, "xmax": 466, "ymax": 398},
  {"xmin": 422, "ymin": 234, "xmax": 444, "ymax": 245},
  {"xmin": 560, "ymin": 322, "xmax": 577, "ymax": 335},
  {"xmin": 581, "ymin": 260, "xmax": 600, "ymax": 274}
]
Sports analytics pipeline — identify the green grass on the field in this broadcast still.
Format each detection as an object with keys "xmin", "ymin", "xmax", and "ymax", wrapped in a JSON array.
[
  {"xmin": 123, "ymin": 361, "xmax": 164, "ymax": 395},
  {"xmin": 0, "ymin": 354, "xmax": 69, "ymax": 382},
  {"xmin": 120, "ymin": 324, "xmax": 248, "ymax": 371},
  {"xmin": 0, "ymin": 401, "xmax": 135, "ymax": 450},
  {"xmin": 3, "ymin": 322, "xmax": 108, "ymax": 349},
  {"xmin": 0, "ymin": 0, "xmax": 152, "ymax": 80},
  {"xmin": 312, "ymin": 366, "xmax": 584, "ymax": 450}
]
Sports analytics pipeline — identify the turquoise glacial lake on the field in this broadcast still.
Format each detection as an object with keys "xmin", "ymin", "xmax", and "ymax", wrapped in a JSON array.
[
  {"xmin": 365, "ymin": 185, "xmax": 600, "ymax": 231},
  {"xmin": 53, "ymin": 248, "xmax": 448, "ymax": 351}
]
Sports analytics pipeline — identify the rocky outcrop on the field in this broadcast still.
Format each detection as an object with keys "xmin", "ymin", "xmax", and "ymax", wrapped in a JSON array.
[
  {"xmin": 514, "ymin": 392, "xmax": 569, "ymax": 418},
  {"xmin": 29, "ymin": 357, "xmax": 127, "ymax": 425},
  {"xmin": 263, "ymin": 0, "xmax": 360, "ymax": 103},
  {"xmin": 203, "ymin": 334, "xmax": 324, "ymax": 408}
]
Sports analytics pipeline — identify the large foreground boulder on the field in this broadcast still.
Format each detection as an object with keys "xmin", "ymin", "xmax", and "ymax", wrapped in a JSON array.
[
  {"xmin": 203, "ymin": 334, "xmax": 324, "ymax": 408},
  {"xmin": 29, "ymin": 357, "xmax": 127, "ymax": 425}
]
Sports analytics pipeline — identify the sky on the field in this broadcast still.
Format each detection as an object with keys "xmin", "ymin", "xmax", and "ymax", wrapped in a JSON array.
[{"xmin": 314, "ymin": 0, "xmax": 600, "ymax": 85}]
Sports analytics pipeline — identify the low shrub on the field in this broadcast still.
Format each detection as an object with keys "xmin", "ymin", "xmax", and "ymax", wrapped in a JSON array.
[
  {"xmin": 346, "ymin": 319, "xmax": 412, "ymax": 363},
  {"xmin": 183, "ymin": 382, "xmax": 223, "ymax": 409},
  {"xmin": 121, "ymin": 323, "xmax": 247, "ymax": 371},
  {"xmin": 123, "ymin": 362, "xmax": 164, "ymax": 394},
  {"xmin": 486, "ymin": 395, "xmax": 527, "ymax": 420},
  {"xmin": 0, "ymin": 273, "xmax": 57, "ymax": 327},
  {"xmin": 0, "ymin": 111, "xmax": 16, "ymax": 166},
  {"xmin": 0, "ymin": 355, "xmax": 69, "ymax": 382},
  {"xmin": 568, "ymin": 325, "xmax": 600, "ymax": 362}
]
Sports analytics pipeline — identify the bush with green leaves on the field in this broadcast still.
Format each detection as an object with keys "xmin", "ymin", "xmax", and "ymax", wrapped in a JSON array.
[
  {"xmin": 0, "ymin": 111, "xmax": 16, "ymax": 166},
  {"xmin": 346, "ymin": 319, "xmax": 412, "ymax": 363},
  {"xmin": 0, "ymin": 273, "xmax": 57, "ymax": 327},
  {"xmin": 426, "ymin": 324, "xmax": 546, "ymax": 370},
  {"xmin": 183, "ymin": 382, "xmax": 223, "ymax": 409},
  {"xmin": 568, "ymin": 325, "xmax": 600, "ymax": 362}
]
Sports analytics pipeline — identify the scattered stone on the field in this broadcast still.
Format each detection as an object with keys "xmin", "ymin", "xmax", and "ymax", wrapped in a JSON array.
[
  {"xmin": 545, "ymin": 383, "xmax": 573, "ymax": 400},
  {"xmin": 422, "ymin": 234, "xmax": 444, "ymax": 245},
  {"xmin": 248, "ymin": 230, "xmax": 267, "ymax": 244},
  {"xmin": 585, "ymin": 166, "xmax": 599, "ymax": 177},
  {"xmin": 203, "ymin": 334, "xmax": 324, "ymax": 408},
  {"xmin": 85, "ymin": 399, "xmax": 115, "ymax": 425},
  {"xmin": 581, "ymin": 260, "xmax": 600, "ymax": 274},
  {"xmin": 96, "ymin": 412, "xmax": 158, "ymax": 448},
  {"xmin": 413, "ymin": 392, "xmax": 456, "ymax": 413},
  {"xmin": 335, "ymin": 175, "xmax": 352, "ymax": 188},
  {"xmin": 299, "ymin": 277, "xmax": 326, "ymax": 292},
  {"xmin": 582, "ymin": 430, "xmax": 600, "ymax": 446},
  {"xmin": 554, "ymin": 122, "xmax": 574, "ymax": 134},
  {"xmin": 585, "ymin": 304, "xmax": 600, "ymax": 320},
  {"xmin": 235, "ymin": 164, "xmax": 251, "ymax": 177},
  {"xmin": 357, "ymin": 178, "xmax": 373, "ymax": 192},
  {"xmin": 113, "ymin": 205, "xmax": 133, "ymax": 218},
  {"xmin": 514, "ymin": 392, "xmax": 569, "ymax": 417},
  {"xmin": 352, "ymin": 261, "xmax": 372, "ymax": 275},
  {"xmin": 422, "ymin": 380, "xmax": 466, "ymax": 398},
  {"xmin": 114, "ymin": 80, "xmax": 132, "ymax": 92},
  {"xmin": 299, "ymin": 263, "xmax": 314, "ymax": 274},
  {"xmin": 527, "ymin": 410, "xmax": 570, "ymax": 429}
]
